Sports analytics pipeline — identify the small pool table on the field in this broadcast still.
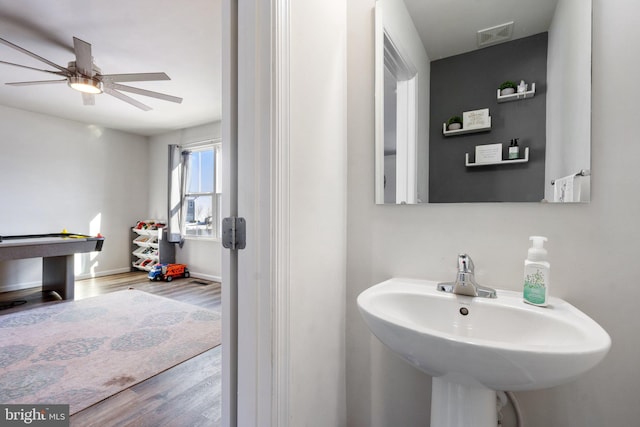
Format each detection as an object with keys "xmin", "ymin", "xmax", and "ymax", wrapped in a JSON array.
[{"xmin": 0, "ymin": 233, "xmax": 105, "ymax": 300}]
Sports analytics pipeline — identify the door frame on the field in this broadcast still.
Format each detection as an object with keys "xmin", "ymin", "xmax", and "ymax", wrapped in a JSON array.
[
  {"xmin": 375, "ymin": 2, "xmax": 419, "ymax": 204},
  {"xmin": 221, "ymin": 0, "xmax": 238, "ymax": 425},
  {"xmin": 222, "ymin": 0, "xmax": 291, "ymax": 426}
]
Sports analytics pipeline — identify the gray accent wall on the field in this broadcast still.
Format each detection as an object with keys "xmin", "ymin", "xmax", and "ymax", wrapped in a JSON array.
[{"xmin": 429, "ymin": 33, "xmax": 548, "ymax": 202}]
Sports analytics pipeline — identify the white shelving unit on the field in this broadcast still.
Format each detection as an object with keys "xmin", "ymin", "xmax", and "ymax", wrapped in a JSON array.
[
  {"xmin": 443, "ymin": 118, "xmax": 491, "ymax": 136},
  {"xmin": 465, "ymin": 147, "xmax": 529, "ymax": 167},
  {"xmin": 131, "ymin": 225, "xmax": 175, "ymax": 272},
  {"xmin": 497, "ymin": 83, "xmax": 536, "ymax": 103}
]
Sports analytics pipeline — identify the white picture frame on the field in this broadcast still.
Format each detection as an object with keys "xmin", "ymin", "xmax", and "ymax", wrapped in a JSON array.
[
  {"xmin": 475, "ymin": 143, "xmax": 502, "ymax": 163},
  {"xmin": 463, "ymin": 108, "xmax": 490, "ymax": 130}
]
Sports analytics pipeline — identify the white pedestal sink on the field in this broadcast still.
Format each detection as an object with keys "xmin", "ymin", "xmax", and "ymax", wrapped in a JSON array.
[{"xmin": 357, "ymin": 278, "xmax": 611, "ymax": 427}]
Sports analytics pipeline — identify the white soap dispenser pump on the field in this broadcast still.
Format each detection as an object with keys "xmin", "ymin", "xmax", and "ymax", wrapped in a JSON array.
[{"xmin": 523, "ymin": 236, "xmax": 550, "ymax": 307}]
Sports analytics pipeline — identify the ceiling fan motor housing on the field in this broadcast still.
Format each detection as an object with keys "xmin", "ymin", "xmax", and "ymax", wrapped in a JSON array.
[
  {"xmin": 67, "ymin": 60, "xmax": 102, "ymax": 76},
  {"xmin": 68, "ymin": 75, "xmax": 103, "ymax": 94}
]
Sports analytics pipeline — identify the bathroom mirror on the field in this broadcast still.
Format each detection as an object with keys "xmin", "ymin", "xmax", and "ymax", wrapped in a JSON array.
[{"xmin": 375, "ymin": 0, "xmax": 592, "ymax": 204}]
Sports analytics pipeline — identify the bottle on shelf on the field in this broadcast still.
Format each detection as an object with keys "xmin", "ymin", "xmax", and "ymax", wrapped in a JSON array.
[
  {"xmin": 517, "ymin": 80, "xmax": 528, "ymax": 93},
  {"xmin": 508, "ymin": 138, "xmax": 520, "ymax": 159}
]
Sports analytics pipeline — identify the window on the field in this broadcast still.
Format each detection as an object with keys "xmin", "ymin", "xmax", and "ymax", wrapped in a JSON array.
[
  {"xmin": 183, "ymin": 143, "xmax": 221, "ymax": 239},
  {"xmin": 168, "ymin": 142, "xmax": 221, "ymax": 240},
  {"xmin": 167, "ymin": 141, "xmax": 221, "ymax": 241}
]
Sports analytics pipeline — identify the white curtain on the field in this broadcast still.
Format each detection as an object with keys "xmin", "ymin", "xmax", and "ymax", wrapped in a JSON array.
[
  {"xmin": 167, "ymin": 145, "xmax": 191, "ymax": 243},
  {"xmin": 179, "ymin": 150, "xmax": 192, "ymax": 237}
]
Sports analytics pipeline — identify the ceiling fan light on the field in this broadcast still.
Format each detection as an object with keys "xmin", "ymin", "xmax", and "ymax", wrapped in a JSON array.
[{"xmin": 68, "ymin": 76, "xmax": 103, "ymax": 94}]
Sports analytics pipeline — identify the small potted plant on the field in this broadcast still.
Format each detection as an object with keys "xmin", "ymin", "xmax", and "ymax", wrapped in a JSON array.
[
  {"xmin": 447, "ymin": 115, "xmax": 462, "ymax": 131},
  {"xmin": 499, "ymin": 81, "xmax": 517, "ymax": 96}
]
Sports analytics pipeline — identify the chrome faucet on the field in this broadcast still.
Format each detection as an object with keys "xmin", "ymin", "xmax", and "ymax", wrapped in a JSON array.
[{"xmin": 437, "ymin": 254, "xmax": 497, "ymax": 298}]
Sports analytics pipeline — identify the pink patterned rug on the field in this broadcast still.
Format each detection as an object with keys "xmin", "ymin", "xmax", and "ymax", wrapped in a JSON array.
[{"xmin": 0, "ymin": 290, "xmax": 221, "ymax": 414}]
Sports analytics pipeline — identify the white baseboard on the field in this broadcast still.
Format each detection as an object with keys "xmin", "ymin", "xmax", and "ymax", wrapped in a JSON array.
[
  {"xmin": 0, "ymin": 280, "xmax": 42, "ymax": 293},
  {"xmin": 188, "ymin": 272, "xmax": 221, "ymax": 282},
  {"xmin": 0, "ymin": 267, "xmax": 133, "ymax": 293},
  {"xmin": 75, "ymin": 267, "xmax": 132, "ymax": 281}
]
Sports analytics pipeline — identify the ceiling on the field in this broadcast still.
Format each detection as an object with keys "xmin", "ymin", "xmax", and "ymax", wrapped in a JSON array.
[
  {"xmin": 402, "ymin": 0, "xmax": 558, "ymax": 60},
  {"xmin": 0, "ymin": 0, "xmax": 221, "ymax": 136}
]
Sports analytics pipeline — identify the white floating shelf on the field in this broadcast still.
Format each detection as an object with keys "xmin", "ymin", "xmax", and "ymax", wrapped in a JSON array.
[
  {"xmin": 497, "ymin": 83, "xmax": 536, "ymax": 103},
  {"xmin": 466, "ymin": 147, "xmax": 529, "ymax": 167},
  {"xmin": 443, "ymin": 117, "xmax": 492, "ymax": 136}
]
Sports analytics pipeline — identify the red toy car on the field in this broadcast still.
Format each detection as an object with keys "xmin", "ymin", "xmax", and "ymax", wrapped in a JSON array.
[{"xmin": 148, "ymin": 263, "xmax": 190, "ymax": 282}]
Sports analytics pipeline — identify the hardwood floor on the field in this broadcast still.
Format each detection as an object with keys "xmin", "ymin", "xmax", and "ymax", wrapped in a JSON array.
[{"xmin": 0, "ymin": 272, "xmax": 222, "ymax": 427}]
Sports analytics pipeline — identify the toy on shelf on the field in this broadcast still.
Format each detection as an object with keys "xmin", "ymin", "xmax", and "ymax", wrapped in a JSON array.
[
  {"xmin": 135, "ymin": 220, "xmax": 166, "ymax": 231},
  {"xmin": 131, "ymin": 220, "xmax": 174, "ymax": 272},
  {"xmin": 148, "ymin": 263, "xmax": 190, "ymax": 282}
]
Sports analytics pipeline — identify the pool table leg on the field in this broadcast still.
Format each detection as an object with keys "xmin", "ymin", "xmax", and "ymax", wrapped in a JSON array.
[{"xmin": 42, "ymin": 255, "xmax": 75, "ymax": 300}]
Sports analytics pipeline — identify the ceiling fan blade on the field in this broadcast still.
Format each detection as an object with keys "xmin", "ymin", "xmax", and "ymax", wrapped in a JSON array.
[
  {"xmin": 100, "ymin": 72, "xmax": 170, "ymax": 83},
  {"xmin": 0, "ymin": 37, "xmax": 70, "ymax": 73},
  {"xmin": 0, "ymin": 60, "xmax": 69, "ymax": 77},
  {"xmin": 82, "ymin": 93, "xmax": 95, "ymax": 106},
  {"xmin": 110, "ymin": 83, "xmax": 183, "ymax": 104},
  {"xmin": 6, "ymin": 79, "xmax": 67, "ymax": 86},
  {"xmin": 104, "ymin": 87, "xmax": 152, "ymax": 111},
  {"xmin": 73, "ymin": 37, "xmax": 93, "ymax": 76}
]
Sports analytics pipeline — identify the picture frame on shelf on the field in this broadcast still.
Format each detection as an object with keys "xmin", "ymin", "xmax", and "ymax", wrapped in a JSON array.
[
  {"xmin": 475, "ymin": 143, "xmax": 502, "ymax": 164},
  {"xmin": 463, "ymin": 108, "xmax": 490, "ymax": 130}
]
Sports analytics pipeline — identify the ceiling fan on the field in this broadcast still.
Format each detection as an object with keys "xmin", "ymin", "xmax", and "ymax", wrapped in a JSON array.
[{"xmin": 0, "ymin": 36, "xmax": 182, "ymax": 111}]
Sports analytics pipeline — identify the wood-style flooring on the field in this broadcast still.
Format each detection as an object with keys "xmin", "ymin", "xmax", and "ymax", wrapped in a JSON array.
[{"xmin": 0, "ymin": 272, "xmax": 222, "ymax": 427}]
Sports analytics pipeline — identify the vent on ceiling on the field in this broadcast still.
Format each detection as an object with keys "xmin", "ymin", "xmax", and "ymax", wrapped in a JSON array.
[{"xmin": 477, "ymin": 21, "xmax": 514, "ymax": 48}]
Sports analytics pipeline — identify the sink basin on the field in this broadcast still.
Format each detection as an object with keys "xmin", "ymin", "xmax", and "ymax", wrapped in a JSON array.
[{"xmin": 358, "ymin": 278, "xmax": 611, "ymax": 426}]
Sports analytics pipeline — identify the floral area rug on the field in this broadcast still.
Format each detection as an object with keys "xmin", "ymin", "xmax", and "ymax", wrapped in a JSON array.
[{"xmin": 0, "ymin": 289, "xmax": 221, "ymax": 414}]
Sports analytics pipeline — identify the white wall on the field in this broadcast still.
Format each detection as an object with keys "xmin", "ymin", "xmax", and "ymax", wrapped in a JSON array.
[
  {"xmin": 287, "ymin": 0, "xmax": 347, "ymax": 424},
  {"xmin": 0, "ymin": 105, "xmax": 221, "ymax": 289},
  {"xmin": 0, "ymin": 105, "xmax": 148, "ymax": 290},
  {"xmin": 147, "ymin": 121, "xmax": 222, "ymax": 280},
  {"xmin": 545, "ymin": 0, "xmax": 592, "ymax": 201},
  {"xmin": 347, "ymin": 0, "xmax": 640, "ymax": 426}
]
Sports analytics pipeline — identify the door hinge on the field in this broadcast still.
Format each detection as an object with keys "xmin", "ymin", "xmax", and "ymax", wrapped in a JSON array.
[{"xmin": 222, "ymin": 217, "xmax": 246, "ymax": 250}]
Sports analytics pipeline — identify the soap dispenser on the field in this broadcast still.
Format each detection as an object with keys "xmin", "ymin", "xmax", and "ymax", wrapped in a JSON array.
[
  {"xmin": 523, "ymin": 236, "xmax": 550, "ymax": 307},
  {"xmin": 508, "ymin": 138, "xmax": 520, "ymax": 159}
]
